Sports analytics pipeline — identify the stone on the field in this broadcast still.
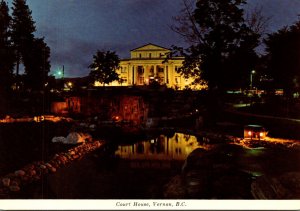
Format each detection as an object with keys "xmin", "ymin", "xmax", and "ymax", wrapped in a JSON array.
[
  {"xmin": 66, "ymin": 132, "xmax": 88, "ymax": 144},
  {"xmin": 33, "ymin": 175, "xmax": 40, "ymax": 181},
  {"xmin": 10, "ymin": 180, "xmax": 20, "ymax": 187},
  {"xmin": 69, "ymin": 150, "xmax": 75, "ymax": 155},
  {"xmin": 52, "ymin": 136, "xmax": 67, "ymax": 143},
  {"xmin": 72, "ymin": 155, "xmax": 79, "ymax": 159},
  {"xmin": 9, "ymin": 185, "xmax": 20, "ymax": 192},
  {"xmin": 25, "ymin": 164, "xmax": 35, "ymax": 170},
  {"xmin": 21, "ymin": 175, "xmax": 30, "ymax": 182},
  {"xmin": 14, "ymin": 170, "xmax": 26, "ymax": 177},
  {"xmin": 49, "ymin": 167, "xmax": 57, "ymax": 173},
  {"xmin": 2, "ymin": 178, "xmax": 10, "ymax": 187},
  {"xmin": 40, "ymin": 165, "xmax": 47, "ymax": 169}
]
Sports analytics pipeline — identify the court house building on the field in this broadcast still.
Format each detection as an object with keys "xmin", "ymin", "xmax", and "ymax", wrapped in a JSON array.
[{"xmin": 94, "ymin": 43, "xmax": 206, "ymax": 90}]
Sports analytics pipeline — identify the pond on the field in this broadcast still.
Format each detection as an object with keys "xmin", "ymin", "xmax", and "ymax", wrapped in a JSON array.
[{"xmin": 20, "ymin": 131, "xmax": 203, "ymax": 199}]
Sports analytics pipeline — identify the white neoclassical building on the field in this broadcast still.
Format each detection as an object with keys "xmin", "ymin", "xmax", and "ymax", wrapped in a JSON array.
[{"xmin": 95, "ymin": 43, "xmax": 206, "ymax": 90}]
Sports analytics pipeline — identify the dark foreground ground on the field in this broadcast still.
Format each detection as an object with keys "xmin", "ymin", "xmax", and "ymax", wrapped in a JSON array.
[
  {"xmin": 0, "ymin": 121, "xmax": 73, "ymax": 176},
  {"xmin": 0, "ymin": 116, "xmax": 300, "ymax": 199}
]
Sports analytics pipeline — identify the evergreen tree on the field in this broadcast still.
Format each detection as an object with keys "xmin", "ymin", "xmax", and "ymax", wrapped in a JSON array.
[
  {"xmin": 89, "ymin": 50, "xmax": 120, "ymax": 86},
  {"xmin": 11, "ymin": 0, "xmax": 36, "ymax": 78},
  {"xmin": 11, "ymin": 0, "xmax": 51, "ymax": 91},
  {"xmin": 23, "ymin": 37, "xmax": 51, "ymax": 91},
  {"xmin": 0, "ymin": 0, "xmax": 14, "ymax": 93}
]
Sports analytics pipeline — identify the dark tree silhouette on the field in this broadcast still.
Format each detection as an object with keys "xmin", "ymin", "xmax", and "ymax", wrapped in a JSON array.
[
  {"xmin": 172, "ymin": 0, "xmax": 260, "ymax": 91},
  {"xmin": 0, "ymin": 0, "xmax": 15, "ymax": 93},
  {"xmin": 11, "ymin": 0, "xmax": 51, "ymax": 92},
  {"xmin": 23, "ymin": 37, "xmax": 51, "ymax": 91},
  {"xmin": 88, "ymin": 50, "xmax": 120, "ymax": 86},
  {"xmin": 264, "ymin": 20, "xmax": 300, "ymax": 97},
  {"xmin": 11, "ymin": 0, "xmax": 36, "ymax": 78}
]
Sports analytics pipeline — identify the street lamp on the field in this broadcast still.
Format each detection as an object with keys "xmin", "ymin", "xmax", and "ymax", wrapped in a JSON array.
[
  {"xmin": 250, "ymin": 70, "xmax": 256, "ymax": 90},
  {"xmin": 57, "ymin": 70, "xmax": 62, "ymax": 77},
  {"xmin": 56, "ymin": 65, "xmax": 65, "ymax": 79}
]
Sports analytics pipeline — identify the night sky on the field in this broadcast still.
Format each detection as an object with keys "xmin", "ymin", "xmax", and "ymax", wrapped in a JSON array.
[{"xmin": 6, "ymin": 0, "xmax": 300, "ymax": 77}]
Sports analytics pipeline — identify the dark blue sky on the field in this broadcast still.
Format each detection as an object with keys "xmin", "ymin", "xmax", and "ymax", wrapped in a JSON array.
[{"xmin": 6, "ymin": 0, "xmax": 300, "ymax": 77}]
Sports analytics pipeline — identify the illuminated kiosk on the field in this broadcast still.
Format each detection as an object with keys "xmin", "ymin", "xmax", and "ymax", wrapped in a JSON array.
[{"xmin": 244, "ymin": 125, "xmax": 267, "ymax": 140}]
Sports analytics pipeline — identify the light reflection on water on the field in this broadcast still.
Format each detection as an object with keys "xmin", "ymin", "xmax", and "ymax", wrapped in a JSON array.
[{"xmin": 115, "ymin": 133, "xmax": 203, "ymax": 168}]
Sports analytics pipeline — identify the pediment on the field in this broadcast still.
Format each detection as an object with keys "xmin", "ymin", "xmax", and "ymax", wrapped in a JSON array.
[{"xmin": 131, "ymin": 43, "xmax": 170, "ymax": 52}]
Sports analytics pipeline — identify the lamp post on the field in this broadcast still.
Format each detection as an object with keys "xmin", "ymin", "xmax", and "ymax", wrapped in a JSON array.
[
  {"xmin": 250, "ymin": 70, "xmax": 256, "ymax": 90},
  {"xmin": 56, "ymin": 65, "xmax": 65, "ymax": 79},
  {"xmin": 56, "ymin": 65, "xmax": 65, "ymax": 91}
]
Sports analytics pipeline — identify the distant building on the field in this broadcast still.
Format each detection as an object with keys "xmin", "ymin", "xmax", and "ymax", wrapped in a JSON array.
[{"xmin": 94, "ymin": 43, "xmax": 207, "ymax": 90}]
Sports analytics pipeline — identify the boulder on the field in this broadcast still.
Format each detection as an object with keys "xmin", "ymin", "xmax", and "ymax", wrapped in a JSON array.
[
  {"xmin": 51, "ymin": 136, "xmax": 66, "ymax": 143},
  {"xmin": 9, "ymin": 185, "xmax": 20, "ymax": 192},
  {"xmin": 51, "ymin": 132, "xmax": 92, "ymax": 144},
  {"xmin": 2, "ymin": 178, "xmax": 10, "ymax": 187},
  {"xmin": 66, "ymin": 132, "xmax": 90, "ymax": 144},
  {"xmin": 14, "ymin": 170, "xmax": 26, "ymax": 177}
]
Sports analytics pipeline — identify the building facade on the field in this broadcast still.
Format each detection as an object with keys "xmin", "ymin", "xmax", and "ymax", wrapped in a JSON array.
[{"xmin": 95, "ymin": 43, "xmax": 206, "ymax": 90}]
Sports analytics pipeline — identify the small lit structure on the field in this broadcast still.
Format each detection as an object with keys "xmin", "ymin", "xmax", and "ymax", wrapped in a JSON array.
[
  {"xmin": 112, "ymin": 115, "xmax": 122, "ymax": 122},
  {"xmin": 244, "ymin": 125, "xmax": 267, "ymax": 140}
]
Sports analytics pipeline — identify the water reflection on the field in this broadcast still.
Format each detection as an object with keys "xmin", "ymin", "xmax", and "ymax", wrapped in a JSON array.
[{"xmin": 115, "ymin": 133, "xmax": 202, "ymax": 168}]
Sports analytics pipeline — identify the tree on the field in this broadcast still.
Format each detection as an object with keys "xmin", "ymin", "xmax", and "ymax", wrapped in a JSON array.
[
  {"xmin": 0, "ymin": 0, "xmax": 15, "ymax": 93},
  {"xmin": 171, "ymin": 0, "xmax": 201, "ymax": 45},
  {"xmin": 264, "ymin": 20, "xmax": 300, "ymax": 97},
  {"xmin": 11, "ymin": 0, "xmax": 36, "ymax": 78},
  {"xmin": 23, "ymin": 37, "xmax": 51, "ymax": 91},
  {"xmin": 172, "ymin": 0, "xmax": 260, "ymax": 91},
  {"xmin": 88, "ymin": 50, "xmax": 120, "ymax": 86}
]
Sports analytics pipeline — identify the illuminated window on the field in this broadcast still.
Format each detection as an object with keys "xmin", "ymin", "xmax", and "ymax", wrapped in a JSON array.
[
  {"xmin": 139, "ymin": 77, "xmax": 144, "ymax": 84},
  {"xmin": 137, "ymin": 66, "xmax": 144, "ymax": 74},
  {"xmin": 159, "ymin": 77, "xmax": 164, "ymax": 83},
  {"xmin": 121, "ymin": 67, "xmax": 127, "ymax": 73},
  {"xmin": 150, "ymin": 66, "xmax": 154, "ymax": 74},
  {"xmin": 121, "ymin": 77, "xmax": 127, "ymax": 83},
  {"xmin": 175, "ymin": 148, "xmax": 182, "ymax": 154},
  {"xmin": 137, "ymin": 143, "xmax": 144, "ymax": 154},
  {"xmin": 157, "ymin": 66, "xmax": 164, "ymax": 73}
]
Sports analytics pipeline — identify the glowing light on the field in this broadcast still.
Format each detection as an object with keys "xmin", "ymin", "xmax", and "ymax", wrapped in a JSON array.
[
  {"xmin": 260, "ymin": 132, "xmax": 264, "ymax": 137},
  {"xmin": 112, "ymin": 115, "xmax": 121, "ymax": 122},
  {"xmin": 248, "ymin": 131, "xmax": 252, "ymax": 136}
]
